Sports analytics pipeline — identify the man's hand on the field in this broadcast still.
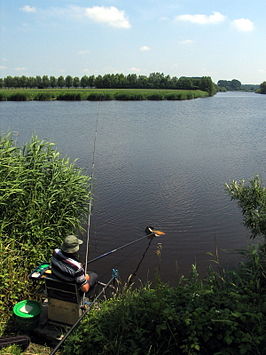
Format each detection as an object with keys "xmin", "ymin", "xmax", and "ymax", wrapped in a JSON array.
[{"xmin": 81, "ymin": 274, "xmax": 90, "ymax": 293}]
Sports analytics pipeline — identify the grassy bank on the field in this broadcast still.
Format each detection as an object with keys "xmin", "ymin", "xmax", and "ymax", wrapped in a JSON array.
[
  {"xmin": 63, "ymin": 247, "xmax": 266, "ymax": 355},
  {"xmin": 0, "ymin": 88, "xmax": 209, "ymax": 101},
  {"xmin": 0, "ymin": 134, "xmax": 90, "ymax": 336}
]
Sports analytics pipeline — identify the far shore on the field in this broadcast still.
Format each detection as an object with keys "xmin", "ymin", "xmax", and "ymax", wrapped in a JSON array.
[{"xmin": 0, "ymin": 88, "xmax": 209, "ymax": 101}]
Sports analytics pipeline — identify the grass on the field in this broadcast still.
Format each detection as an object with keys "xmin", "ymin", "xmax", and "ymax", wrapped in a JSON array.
[{"xmin": 0, "ymin": 88, "xmax": 209, "ymax": 101}]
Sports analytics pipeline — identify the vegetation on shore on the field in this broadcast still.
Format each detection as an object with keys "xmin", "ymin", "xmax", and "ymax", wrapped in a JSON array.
[
  {"xmin": 257, "ymin": 81, "xmax": 266, "ymax": 94},
  {"xmin": 0, "ymin": 74, "xmax": 216, "ymax": 96},
  {"xmin": 0, "ymin": 134, "xmax": 90, "ymax": 336},
  {"xmin": 217, "ymin": 79, "xmax": 260, "ymax": 92},
  {"xmin": 63, "ymin": 248, "xmax": 265, "ymax": 355},
  {"xmin": 0, "ymin": 88, "xmax": 209, "ymax": 101}
]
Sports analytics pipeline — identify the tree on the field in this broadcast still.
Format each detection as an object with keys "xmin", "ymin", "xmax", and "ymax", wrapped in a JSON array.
[
  {"xmin": 50, "ymin": 76, "xmax": 57, "ymax": 88},
  {"xmin": 42, "ymin": 75, "xmax": 50, "ymax": 88},
  {"xmin": 217, "ymin": 79, "xmax": 241, "ymax": 91},
  {"xmin": 259, "ymin": 81, "xmax": 266, "ymax": 94},
  {"xmin": 35, "ymin": 76, "xmax": 43, "ymax": 88},
  {"xmin": 199, "ymin": 76, "xmax": 216, "ymax": 96},
  {"xmin": 73, "ymin": 77, "xmax": 80, "ymax": 88},
  {"xmin": 65, "ymin": 75, "xmax": 73, "ymax": 88},
  {"xmin": 28, "ymin": 77, "xmax": 36, "ymax": 88},
  {"xmin": 231, "ymin": 79, "xmax": 241, "ymax": 91},
  {"xmin": 4, "ymin": 76, "xmax": 14, "ymax": 88},
  {"xmin": 88, "ymin": 75, "xmax": 95, "ymax": 87},
  {"xmin": 57, "ymin": 76, "xmax": 65, "ymax": 88},
  {"xmin": 80, "ymin": 75, "xmax": 89, "ymax": 88},
  {"xmin": 94, "ymin": 75, "xmax": 103, "ymax": 88},
  {"xmin": 177, "ymin": 77, "xmax": 193, "ymax": 90},
  {"xmin": 225, "ymin": 176, "xmax": 266, "ymax": 241},
  {"xmin": 126, "ymin": 74, "xmax": 138, "ymax": 88}
]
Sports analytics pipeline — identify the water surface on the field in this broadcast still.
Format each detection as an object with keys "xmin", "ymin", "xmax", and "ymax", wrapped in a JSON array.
[{"xmin": 1, "ymin": 92, "xmax": 265, "ymax": 284}]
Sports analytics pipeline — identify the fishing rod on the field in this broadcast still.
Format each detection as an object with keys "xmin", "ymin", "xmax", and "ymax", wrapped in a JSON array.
[
  {"xmin": 86, "ymin": 227, "xmax": 165, "ymax": 266},
  {"xmin": 84, "ymin": 101, "xmax": 101, "ymax": 275}
]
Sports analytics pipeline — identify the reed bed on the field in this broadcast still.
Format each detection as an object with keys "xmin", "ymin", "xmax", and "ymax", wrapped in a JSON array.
[
  {"xmin": 0, "ymin": 88, "xmax": 209, "ymax": 101},
  {"xmin": 0, "ymin": 134, "xmax": 90, "ymax": 334}
]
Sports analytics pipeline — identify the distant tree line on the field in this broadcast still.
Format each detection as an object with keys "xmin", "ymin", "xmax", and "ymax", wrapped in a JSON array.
[
  {"xmin": 217, "ymin": 79, "xmax": 242, "ymax": 91},
  {"xmin": 217, "ymin": 79, "xmax": 264, "ymax": 93},
  {"xmin": 0, "ymin": 73, "xmax": 217, "ymax": 95}
]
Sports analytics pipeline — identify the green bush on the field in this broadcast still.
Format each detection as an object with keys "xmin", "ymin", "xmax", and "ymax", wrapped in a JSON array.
[
  {"xmin": 225, "ymin": 176, "xmax": 266, "ymax": 241},
  {"xmin": 63, "ymin": 252, "xmax": 266, "ymax": 354},
  {"xmin": 186, "ymin": 92, "xmax": 194, "ymax": 100},
  {"xmin": 8, "ymin": 93, "xmax": 27, "ymax": 101},
  {"xmin": 165, "ymin": 93, "xmax": 182, "ymax": 100},
  {"xmin": 0, "ymin": 93, "xmax": 7, "ymax": 101},
  {"xmin": 114, "ymin": 93, "xmax": 144, "ymax": 101},
  {"xmin": 147, "ymin": 94, "xmax": 164, "ymax": 100},
  {"xmin": 34, "ymin": 93, "xmax": 53, "ymax": 101},
  {"xmin": 87, "ymin": 93, "xmax": 112, "ymax": 101},
  {"xmin": 0, "ymin": 134, "xmax": 90, "ymax": 334},
  {"xmin": 57, "ymin": 93, "xmax": 81, "ymax": 100}
]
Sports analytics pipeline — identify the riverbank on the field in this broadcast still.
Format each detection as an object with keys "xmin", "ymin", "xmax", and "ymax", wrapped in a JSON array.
[{"xmin": 0, "ymin": 88, "xmax": 209, "ymax": 101}]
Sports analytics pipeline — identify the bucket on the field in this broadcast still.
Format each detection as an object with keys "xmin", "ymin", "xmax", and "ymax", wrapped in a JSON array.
[{"xmin": 13, "ymin": 300, "xmax": 41, "ymax": 332}]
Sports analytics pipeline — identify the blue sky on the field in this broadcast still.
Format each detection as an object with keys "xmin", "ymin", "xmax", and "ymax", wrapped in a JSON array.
[{"xmin": 1, "ymin": 0, "xmax": 266, "ymax": 84}]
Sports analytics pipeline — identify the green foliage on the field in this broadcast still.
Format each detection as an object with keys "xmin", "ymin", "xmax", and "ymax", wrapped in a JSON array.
[
  {"xmin": 0, "ymin": 93, "xmax": 7, "ymax": 101},
  {"xmin": 0, "ymin": 345, "xmax": 22, "ymax": 355},
  {"xmin": 8, "ymin": 93, "xmax": 27, "ymax": 101},
  {"xmin": 0, "ymin": 134, "xmax": 90, "ymax": 334},
  {"xmin": 34, "ymin": 92, "xmax": 53, "ymax": 101},
  {"xmin": 258, "ymin": 81, "xmax": 266, "ymax": 94},
  {"xmin": 0, "ymin": 88, "xmax": 208, "ymax": 101},
  {"xmin": 63, "ymin": 249, "xmax": 266, "ymax": 355},
  {"xmin": 87, "ymin": 93, "xmax": 112, "ymax": 101},
  {"xmin": 165, "ymin": 93, "xmax": 183, "ymax": 100},
  {"xmin": 147, "ymin": 94, "xmax": 164, "ymax": 100},
  {"xmin": 0, "ymin": 74, "xmax": 216, "ymax": 94},
  {"xmin": 225, "ymin": 176, "xmax": 266, "ymax": 240},
  {"xmin": 57, "ymin": 93, "xmax": 81, "ymax": 100},
  {"xmin": 217, "ymin": 79, "xmax": 242, "ymax": 91},
  {"xmin": 114, "ymin": 93, "xmax": 144, "ymax": 100}
]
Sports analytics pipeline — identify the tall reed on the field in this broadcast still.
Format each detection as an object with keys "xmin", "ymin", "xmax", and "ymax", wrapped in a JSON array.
[{"xmin": 0, "ymin": 134, "xmax": 91, "ymax": 333}]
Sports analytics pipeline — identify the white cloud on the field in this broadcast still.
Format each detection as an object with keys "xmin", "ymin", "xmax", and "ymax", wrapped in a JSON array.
[
  {"xmin": 139, "ymin": 45, "xmax": 151, "ymax": 52},
  {"xmin": 129, "ymin": 67, "xmax": 141, "ymax": 72},
  {"xmin": 176, "ymin": 11, "xmax": 225, "ymax": 25},
  {"xmin": 14, "ymin": 67, "xmax": 26, "ymax": 71},
  {"xmin": 0, "ymin": 65, "xmax": 7, "ymax": 70},
  {"xmin": 21, "ymin": 5, "xmax": 37, "ymax": 13},
  {"xmin": 179, "ymin": 39, "xmax": 194, "ymax": 45},
  {"xmin": 78, "ymin": 50, "xmax": 90, "ymax": 55},
  {"xmin": 232, "ymin": 18, "xmax": 254, "ymax": 32},
  {"xmin": 85, "ymin": 6, "xmax": 131, "ymax": 29}
]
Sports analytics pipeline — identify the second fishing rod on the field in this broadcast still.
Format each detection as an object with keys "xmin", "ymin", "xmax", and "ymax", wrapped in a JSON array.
[{"xmin": 86, "ymin": 226, "xmax": 166, "ymax": 266}]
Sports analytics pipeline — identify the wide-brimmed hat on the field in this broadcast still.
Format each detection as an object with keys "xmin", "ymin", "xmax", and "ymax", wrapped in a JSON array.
[{"xmin": 61, "ymin": 235, "xmax": 83, "ymax": 253}]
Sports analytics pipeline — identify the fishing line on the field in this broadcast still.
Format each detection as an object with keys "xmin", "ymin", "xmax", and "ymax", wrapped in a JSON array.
[{"xmin": 84, "ymin": 100, "xmax": 101, "ymax": 275}]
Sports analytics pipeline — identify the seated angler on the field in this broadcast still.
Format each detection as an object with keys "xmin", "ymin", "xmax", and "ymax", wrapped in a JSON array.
[{"xmin": 51, "ymin": 235, "xmax": 98, "ymax": 293}]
